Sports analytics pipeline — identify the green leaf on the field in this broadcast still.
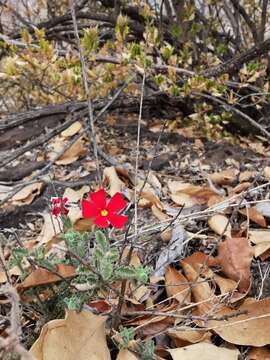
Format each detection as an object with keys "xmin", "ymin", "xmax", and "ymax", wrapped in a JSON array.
[
  {"xmin": 107, "ymin": 248, "xmax": 119, "ymax": 263},
  {"xmin": 100, "ymin": 258, "xmax": 113, "ymax": 281},
  {"xmin": 115, "ymin": 266, "xmax": 138, "ymax": 280},
  {"xmin": 82, "ymin": 27, "xmax": 98, "ymax": 53},
  {"xmin": 63, "ymin": 216, "xmax": 73, "ymax": 230},
  {"xmin": 64, "ymin": 294, "xmax": 82, "ymax": 310},
  {"xmin": 95, "ymin": 230, "xmax": 108, "ymax": 253}
]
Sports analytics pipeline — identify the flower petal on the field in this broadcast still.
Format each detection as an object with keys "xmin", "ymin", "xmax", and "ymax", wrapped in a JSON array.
[
  {"xmin": 107, "ymin": 192, "xmax": 127, "ymax": 213},
  {"xmin": 90, "ymin": 189, "xmax": 107, "ymax": 209},
  {"xmin": 107, "ymin": 213, "xmax": 128, "ymax": 229},
  {"xmin": 51, "ymin": 197, "xmax": 60, "ymax": 204},
  {"xmin": 81, "ymin": 199, "xmax": 99, "ymax": 218},
  {"xmin": 94, "ymin": 215, "xmax": 110, "ymax": 228},
  {"xmin": 52, "ymin": 206, "xmax": 61, "ymax": 216}
]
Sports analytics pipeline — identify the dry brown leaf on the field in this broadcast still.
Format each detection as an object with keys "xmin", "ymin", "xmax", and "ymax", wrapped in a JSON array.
[
  {"xmin": 151, "ymin": 205, "xmax": 172, "ymax": 241},
  {"xmin": 208, "ymin": 214, "xmax": 231, "ymax": 237},
  {"xmin": 30, "ymin": 310, "xmax": 110, "ymax": 360},
  {"xmin": 36, "ymin": 212, "xmax": 62, "ymax": 246},
  {"xmin": 249, "ymin": 230, "xmax": 270, "ymax": 257},
  {"xmin": 61, "ymin": 121, "xmax": 82, "ymax": 138},
  {"xmin": 210, "ymin": 298, "xmax": 270, "ymax": 346},
  {"xmin": 63, "ymin": 185, "xmax": 89, "ymax": 202},
  {"xmin": 18, "ymin": 264, "xmax": 76, "ymax": 290},
  {"xmin": 56, "ymin": 137, "xmax": 87, "ymax": 165},
  {"xmin": 165, "ymin": 266, "xmax": 191, "ymax": 304},
  {"xmin": 167, "ymin": 328, "xmax": 212, "ymax": 347},
  {"xmin": 171, "ymin": 193, "xmax": 197, "ymax": 207},
  {"xmin": 239, "ymin": 208, "xmax": 267, "ymax": 227},
  {"xmin": 207, "ymin": 194, "xmax": 224, "ymax": 208},
  {"xmin": 116, "ymin": 349, "xmax": 137, "ymax": 360},
  {"xmin": 263, "ymin": 166, "xmax": 270, "ymax": 180},
  {"xmin": 248, "ymin": 346, "xmax": 270, "ymax": 359},
  {"xmin": 136, "ymin": 317, "xmax": 174, "ymax": 337},
  {"xmin": 169, "ymin": 343, "xmax": 239, "ymax": 360},
  {"xmin": 181, "ymin": 260, "xmax": 215, "ymax": 315},
  {"xmin": 103, "ymin": 166, "xmax": 125, "ymax": 196},
  {"xmin": 239, "ymin": 171, "xmax": 256, "ymax": 183},
  {"xmin": 211, "ymin": 237, "xmax": 253, "ymax": 292},
  {"xmin": 168, "ymin": 181, "xmax": 218, "ymax": 206},
  {"xmin": 168, "ymin": 181, "xmax": 195, "ymax": 193},
  {"xmin": 0, "ymin": 266, "xmax": 21, "ymax": 283},
  {"xmin": 210, "ymin": 168, "xmax": 238, "ymax": 186},
  {"xmin": 11, "ymin": 182, "xmax": 43, "ymax": 205},
  {"xmin": 140, "ymin": 187, "xmax": 163, "ymax": 208},
  {"xmin": 213, "ymin": 274, "xmax": 237, "ymax": 295},
  {"xmin": 232, "ymin": 182, "xmax": 251, "ymax": 194}
]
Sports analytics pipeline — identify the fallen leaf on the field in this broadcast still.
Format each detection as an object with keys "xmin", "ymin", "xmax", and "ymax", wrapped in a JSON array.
[
  {"xmin": 181, "ymin": 259, "xmax": 214, "ymax": 314},
  {"xmin": 87, "ymin": 300, "xmax": 112, "ymax": 314},
  {"xmin": 30, "ymin": 310, "xmax": 110, "ymax": 360},
  {"xmin": 260, "ymin": 248, "xmax": 270, "ymax": 261},
  {"xmin": 211, "ymin": 298, "xmax": 270, "ymax": 346},
  {"xmin": 168, "ymin": 181, "xmax": 217, "ymax": 206},
  {"xmin": 239, "ymin": 207, "xmax": 266, "ymax": 227},
  {"xmin": 103, "ymin": 166, "xmax": 125, "ymax": 196},
  {"xmin": 263, "ymin": 166, "xmax": 270, "ymax": 180},
  {"xmin": 37, "ymin": 208, "xmax": 82, "ymax": 247},
  {"xmin": 136, "ymin": 317, "xmax": 174, "ymax": 338},
  {"xmin": 239, "ymin": 171, "xmax": 256, "ymax": 182},
  {"xmin": 168, "ymin": 343, "xmax": 239, "ymax": 360},
  {"xmin": 61, "ymin": 121, "xmax": 82, "ymax": 138},
  {"xmin": 36, "ymin": 212, "xmax": 62, "ymax": 246},
  {"xmin": 213, "ymin": 274, "xmax": 237, "ymax": 295},
  {"xmin": 11, "ymin": 182, "xmax": 43, "ymax": 205},
  {"xmin": 151, "ymin": 204, "xmax": 172, "ymax": 241},
  {"xmin": 18, "ymin": 264, "xmax": 76, "ymax": 290},
  {"xmin": 170, "ymin": 193, "xmax": 197, "ymax": 207},
  {"xmin": 212, "ymin": 237, "xmax": 253, "ymax": 292},
  {"xmin": 232, "ymin": 182, "xmax": 251, "ymax": 194},
  {"xmin": 167, "ymin": 328, "xmax": 212, "ymax": 347},
  {"xmin": 208, "ymin": 214, "xmax": 231, "ymax": 237},
  {"xmin": 56, "ymin": 137, "xmax": 87, "ymax": 165},
  {"xmin": 248, "ymin": 346, "xmax": 270, "ymax": 359},
  {"xmin": 63, "ymin": 185, "xmax": 89, "ymax": 202},
  {"xmin": 255, "ymin": 201, "xmax": 270, "ymax": 218},
  {"xmin": 249, "ymin": 230, "xmax": 270, "ymax": 257},
  {"xmin": 0, "ymin": 266, "xmax": 21, "ymax": 283},
  {"xmin": 210, "ymin": 168, "xmax": 238, "ymax": 185},
  {"xmin": 165, "ymin": 266, "xmax": 191, "ymax": 304}
]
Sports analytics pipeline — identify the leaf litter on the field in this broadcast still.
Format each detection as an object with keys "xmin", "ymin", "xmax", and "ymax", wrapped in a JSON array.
[{"xmin": 1, "ymin": 112, "xmax": 270, "ymax": 360}]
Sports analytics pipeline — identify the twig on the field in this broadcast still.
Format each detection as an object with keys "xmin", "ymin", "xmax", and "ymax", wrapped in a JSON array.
[
  {"xmin": 70, "ymin": 0, "xmax": 102, "ymax": 187},
  {"xmin": 122, "ymin": 309, "xmax": 247, "ymax": 322}
]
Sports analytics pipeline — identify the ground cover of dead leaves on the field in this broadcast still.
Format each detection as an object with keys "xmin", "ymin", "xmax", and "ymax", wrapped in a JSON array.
[{"xmin": 1, "ymin": 122, "xmax": 270, "ymax": 359}]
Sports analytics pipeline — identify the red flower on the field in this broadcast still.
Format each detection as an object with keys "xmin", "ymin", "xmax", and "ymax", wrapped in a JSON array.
[
  {"xmin": 51, "ymin": 197, "xmax": 69, "ymax": 217},
  {"xmin": 82, "ymin": 189, "xmax": 128, "ymax": 229}
]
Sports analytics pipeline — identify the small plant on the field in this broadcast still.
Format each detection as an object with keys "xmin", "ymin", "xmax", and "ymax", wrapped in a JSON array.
[
  {"xmin": 118, "ymin": 327, "xmax": 156, "ymax": 359},
  {"xmin": 11, "ymin": 189, "xmax": 149, "ymax": 314}
]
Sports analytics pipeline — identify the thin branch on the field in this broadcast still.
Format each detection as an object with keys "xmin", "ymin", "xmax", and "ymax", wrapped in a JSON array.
[
  {"xmin": 259, "ymin": 0, "xmax": 268, "ymax": 42},
  {"xmin": 69, "ymin": 0, "xmax": 102, "ymax": 187},
  {"xmin": 230, "ymin": 0, "xmax": 258, "ymax": 43}
]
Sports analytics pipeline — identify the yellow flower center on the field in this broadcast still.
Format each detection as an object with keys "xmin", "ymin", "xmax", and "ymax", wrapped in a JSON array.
[{"xmin": 101, "ymin": 209, "xmax": 108, "ymax": 216}]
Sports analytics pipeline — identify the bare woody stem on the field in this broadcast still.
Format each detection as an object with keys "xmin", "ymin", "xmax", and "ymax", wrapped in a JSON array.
[{"xmin": 69, "ymin": 0, "xmax": 102, "ymax": 187}]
